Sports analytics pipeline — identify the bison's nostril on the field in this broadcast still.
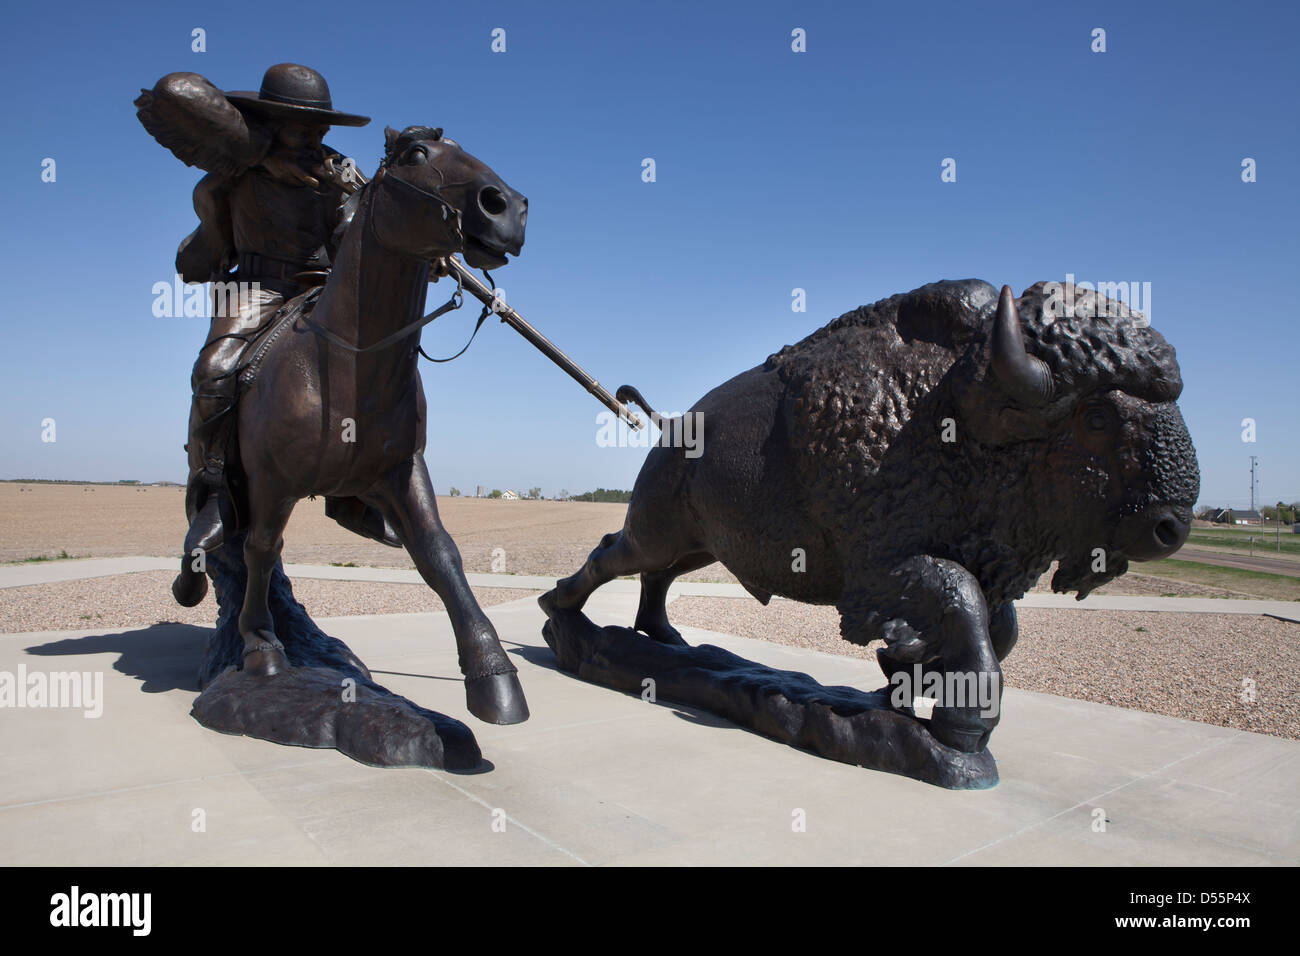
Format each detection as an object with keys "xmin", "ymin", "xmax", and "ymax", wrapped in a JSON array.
[
  {"xmin": 1154, "ymin": 516, "xmax": 1185, "ymax": 550},
  {"xmin": 478, "ymin": 185, "xmax": 508, "ymax": 217}
]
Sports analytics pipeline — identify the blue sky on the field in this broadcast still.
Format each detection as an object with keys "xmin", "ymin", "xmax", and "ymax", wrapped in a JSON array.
[{"xmin": 1, "ymin": 0, "xmax": 1296, "ymax": 508}]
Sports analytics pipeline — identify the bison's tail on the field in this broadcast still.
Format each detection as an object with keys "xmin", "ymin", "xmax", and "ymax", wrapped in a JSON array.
[{"xmin": 616, "ymin": 384, "xmax": 661, "ymax": 423}]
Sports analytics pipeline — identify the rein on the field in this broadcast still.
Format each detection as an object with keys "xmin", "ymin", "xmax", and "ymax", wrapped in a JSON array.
[{"xmin": 300, "ymin": 164, "xmax": 498, "ymax": 362}]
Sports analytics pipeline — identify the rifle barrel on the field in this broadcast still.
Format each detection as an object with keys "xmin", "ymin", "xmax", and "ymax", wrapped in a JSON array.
[{"xmin": 445, "ymin": 257, "xmax": 644, "ymax": 430}]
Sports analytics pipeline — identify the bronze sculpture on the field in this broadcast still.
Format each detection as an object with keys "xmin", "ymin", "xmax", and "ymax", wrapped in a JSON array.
[
  {"xmin": 135, "ymin": 65, "xmax": 406, "ymax": 560},
  {"xmin": 137, "ymin": 65, "xmax": 532, "ymax": 739},
  {"xmin": 540, "ymin": 280, "xmax": 1200, "ymax": 787}
]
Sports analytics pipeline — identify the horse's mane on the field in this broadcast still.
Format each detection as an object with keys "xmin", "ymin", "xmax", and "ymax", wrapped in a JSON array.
[{"xmin": 383, "ymin": 125, "xmax": 447, "ymax": 164}]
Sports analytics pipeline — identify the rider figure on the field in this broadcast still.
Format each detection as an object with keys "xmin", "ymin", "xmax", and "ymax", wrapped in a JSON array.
[{"xmin": 135, "ymin": 63, "xmax": 400, "ymax": 560}]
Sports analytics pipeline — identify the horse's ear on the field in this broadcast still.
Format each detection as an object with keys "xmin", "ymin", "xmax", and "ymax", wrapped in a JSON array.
[
  {"xmin": 384, "ymin": 126, "xmax": 399, "ymax": 149},
  {"xmin": 431, "ymin": 127, "xmax": 443, "ymax": 140}
]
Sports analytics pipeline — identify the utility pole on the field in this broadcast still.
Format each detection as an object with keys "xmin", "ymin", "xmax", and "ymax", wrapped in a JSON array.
[{"xmin": 1249, "ymin": 456, "xmax": 1259, "ymax": 516}]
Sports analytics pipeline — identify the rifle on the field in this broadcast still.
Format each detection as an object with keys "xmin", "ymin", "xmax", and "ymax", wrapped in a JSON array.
[
  {"xmin": 443, "ymin": 257, "xmax": 644, "ymax": 430},
  {"xmin": 328, "ymin": 158, "xmax": 644, "ymax": 430}
]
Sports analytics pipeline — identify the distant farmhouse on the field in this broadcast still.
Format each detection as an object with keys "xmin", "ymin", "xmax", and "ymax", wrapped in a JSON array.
[
  {"xmin": 501, "ymin": 490, "xmax": 520, "ymax": 500},
  {"xmin": 1213, "ymin": 508, "xmax": 1263, "ymax": 526}
]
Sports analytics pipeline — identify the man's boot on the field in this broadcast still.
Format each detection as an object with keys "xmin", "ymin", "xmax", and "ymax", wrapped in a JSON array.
[
  {"xmin": 324, "ymin": 496, "xmax": 403, "ymax": 548},
  {"xmin": 173, "ymin": 411, "xmax": 237, "ymax": 608},
  {"xmin": 184, "ymin": 472, "xmax": 228, "ymax": 556},
  {"xmin": 183, "ymin": 405, "xmax": 238, "ymax": 556}
]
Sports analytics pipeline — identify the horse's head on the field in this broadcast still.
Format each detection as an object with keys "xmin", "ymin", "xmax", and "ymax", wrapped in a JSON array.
[{"xmin": 370, "ymin": 125, "xmax": 527, "ymax": 269}]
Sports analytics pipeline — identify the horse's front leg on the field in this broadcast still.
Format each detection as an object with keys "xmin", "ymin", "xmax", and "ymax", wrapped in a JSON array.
[
  {"xmin": 238, "ymin": 494, "xmax": 297, "ymax": 676},
  {"xmin": 367, "ymin": 457, "xmax": 529, "ymax": 725}
]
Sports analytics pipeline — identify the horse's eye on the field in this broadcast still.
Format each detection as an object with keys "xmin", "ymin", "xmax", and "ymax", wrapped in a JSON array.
[{"xmin": 407, "ymin": 145, "xmax": 429, "ymax": 165}]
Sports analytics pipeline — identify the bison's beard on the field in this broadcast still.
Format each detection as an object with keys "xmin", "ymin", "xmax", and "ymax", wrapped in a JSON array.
[{"xmin": 1051, "ymin": 551, "xmax": 1130, "ymax": 600}]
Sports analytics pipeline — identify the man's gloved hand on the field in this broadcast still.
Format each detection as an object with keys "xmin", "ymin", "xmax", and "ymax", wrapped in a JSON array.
[{"xmin": 261, "ymin": 148, "xmax": 328, "ymax": 188}]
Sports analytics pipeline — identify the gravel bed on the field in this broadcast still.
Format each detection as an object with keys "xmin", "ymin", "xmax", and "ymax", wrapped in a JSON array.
[
  {"xmin": 0, "ymin": 570, "xmax": 538, "ymax": 633},
  {"xmin": 666, "ymin": 595, "xmax": 1300, "ymax": 740},
  {"xmin": 0, "ymin": 487, "xmax": 1271, "ymax": 595}
]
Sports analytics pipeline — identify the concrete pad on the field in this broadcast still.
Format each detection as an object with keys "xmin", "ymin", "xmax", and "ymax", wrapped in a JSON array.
[
  {"xmin": 3, "ymin": 556, "xmax": 1297, "ymax": 620},
  {"xmin": 0, "ymin": 556, "xmax": 177, "ymax": 588},
  {"xmin": 1, "ymin": 593, "xmax": 1297, "ymax": 865}
]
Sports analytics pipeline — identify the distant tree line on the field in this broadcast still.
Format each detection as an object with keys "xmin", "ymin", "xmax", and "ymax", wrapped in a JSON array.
[
  {"xmin": 1263, "ymin": 503, "xmax": 1299, "ymax": 524},
  {"xmin": 571, "ymin": 488, "xmax": 633, "ymax": 503}
]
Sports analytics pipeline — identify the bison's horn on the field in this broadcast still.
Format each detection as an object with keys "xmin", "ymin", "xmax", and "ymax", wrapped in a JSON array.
[{"xmin": 991, "ymin": 285, "xmax": 1054, "ymax": 405}]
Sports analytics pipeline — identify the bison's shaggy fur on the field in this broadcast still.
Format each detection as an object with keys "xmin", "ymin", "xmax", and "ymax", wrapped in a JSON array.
[
  {"xmin": 544, "ymin": 276, "xmax": 1199, "ymax": 756},
  {"xmin": 760, "ymin": 279, "xmax": 1191, "ymax": 612}
]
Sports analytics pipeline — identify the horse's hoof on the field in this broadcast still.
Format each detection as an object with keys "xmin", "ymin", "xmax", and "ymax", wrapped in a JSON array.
[
  {"xmin": 466, "ymin": 672, "xmax": 530, "ymax": 725},
  {"xmin": 242, "ymin": 639, "xmax": 289, "ymax": 677},
  {"xmin": 172, "ymin": 568, "xmax": 208, "ymax": 607}
]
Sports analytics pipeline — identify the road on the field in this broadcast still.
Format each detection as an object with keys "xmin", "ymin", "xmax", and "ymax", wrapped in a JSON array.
[{"xmin": 1173, "ymin": 546, "xmax": 1300, "ymax": 578}]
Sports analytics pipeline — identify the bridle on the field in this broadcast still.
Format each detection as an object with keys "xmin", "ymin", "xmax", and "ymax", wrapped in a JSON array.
[
  {"xmin": 367, "ymin": 158, "xmax": 465, "ymax": 258},
  {"xmin": 302, "ymin": 142, "xmax": 499, "ymax": 362}
]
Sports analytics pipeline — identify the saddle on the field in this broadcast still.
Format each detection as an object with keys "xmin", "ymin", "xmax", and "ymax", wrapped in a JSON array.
[{"xmin": 237, "ymin": 286, "xmax": 323, "ymax": 390}]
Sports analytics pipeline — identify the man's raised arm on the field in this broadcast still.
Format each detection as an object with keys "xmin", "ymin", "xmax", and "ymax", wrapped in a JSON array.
[{"xmin": 134, "ymin": 72, "xmax": 271, "ymax": 178}]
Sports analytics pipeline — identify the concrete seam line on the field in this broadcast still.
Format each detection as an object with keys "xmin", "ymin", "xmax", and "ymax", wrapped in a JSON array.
[
  {"xmin": 939, "ymin": 732, "xmax": 1241, "ymax": 865},
  {"xmin": 432, "ymin": 774, "xmax": 594, "ymax": 867}
]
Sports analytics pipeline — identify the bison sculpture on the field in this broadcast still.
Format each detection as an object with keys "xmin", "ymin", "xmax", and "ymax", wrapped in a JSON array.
[{"xmin": 540, "ymin": 279, "xmax": 1200, "ymax": 756}]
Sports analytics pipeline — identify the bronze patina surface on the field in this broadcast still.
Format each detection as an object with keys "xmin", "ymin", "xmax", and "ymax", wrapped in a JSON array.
[
  {"xmin": 138, "ymin": 66, "xmax": 530, "ymax": 765},
  {"xmin": 541, "ymin": 281, "xmax": 1200, "ymax": 787}
]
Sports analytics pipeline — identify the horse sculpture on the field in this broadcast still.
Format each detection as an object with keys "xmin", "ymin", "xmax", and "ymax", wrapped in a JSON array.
[{"xmin": 173, "ymin": 126, "xmax": 531, "ymax": 726}]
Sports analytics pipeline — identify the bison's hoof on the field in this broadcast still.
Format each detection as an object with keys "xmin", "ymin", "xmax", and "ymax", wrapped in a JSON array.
[
  {"xmin": 639, "ymin": 623, "xmax": 688, "ymax": 647},
  {"xmin": 928, "ymin": 709, "xmax": 993, "ymax": 753},
  {"xmin": 466, "ymin": 672, "xmax": 530, "ymax": 725},
  {"xmin": 242, "ymin": 635, "xmax": 289, "ymax": 677}
]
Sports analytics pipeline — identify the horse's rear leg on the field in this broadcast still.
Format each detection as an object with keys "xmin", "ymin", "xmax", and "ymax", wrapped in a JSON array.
[
  {"xmin": 238, "ymin": 495, "xmax": 297, "ymax": 676},
  {"xmin": 368, "ymin": 457, "xmax": 528, "ymax": 725}
]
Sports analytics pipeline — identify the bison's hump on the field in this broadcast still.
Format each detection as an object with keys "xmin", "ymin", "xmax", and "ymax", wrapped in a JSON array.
[
  {"xmin": 766, "ymin": 279, "xmax": 995, "ymax": 372},
  {"xmin": 896, "ymin": 279, "xmax": 997, "ymax": 346}
]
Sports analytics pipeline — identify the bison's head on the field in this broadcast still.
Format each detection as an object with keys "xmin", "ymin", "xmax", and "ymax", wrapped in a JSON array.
[{"xmin": 953, "ymin": 282, "xmax": 1200, "ymax": 598}]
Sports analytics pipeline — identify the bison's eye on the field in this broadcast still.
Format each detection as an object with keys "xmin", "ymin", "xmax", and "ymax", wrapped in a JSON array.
[
  {"xmin": 1083, "ymin": 406, "xmax": 1110, "ymax": 432},
  {"xmin": 406, "ymin": 145, "xmax": 429, "ymax": 165}
]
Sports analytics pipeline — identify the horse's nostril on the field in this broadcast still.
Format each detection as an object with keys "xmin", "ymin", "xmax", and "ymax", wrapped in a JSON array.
[{"xmin": 478, "ymin": 185, "xmax": 508, "ymax": 217}]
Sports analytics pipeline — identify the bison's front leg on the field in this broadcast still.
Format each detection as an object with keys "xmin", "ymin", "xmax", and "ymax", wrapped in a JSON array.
[
  {"xmin": 988, "ymin": 603, "xmax": 1018, "ymax": 662},
  {"xmin": 844, "ymin": 556, "xmax": 1003, "ymax": 753}
]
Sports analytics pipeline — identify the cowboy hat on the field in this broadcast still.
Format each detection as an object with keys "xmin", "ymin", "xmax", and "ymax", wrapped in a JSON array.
[{"xmin": 226, "ymin": 63, "xmax": 369, "ymax": 127}]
